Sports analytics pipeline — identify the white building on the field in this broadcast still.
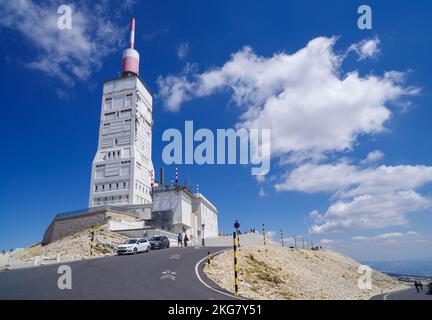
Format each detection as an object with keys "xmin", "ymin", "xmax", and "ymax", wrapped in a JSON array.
[
  {"xmin": 153, "ymin": 186, "xmax": 218, "ymax": 242},
  {"xmin": 87, "ymin": 18, "xmax": 219, "ymax": 242},
  {"xmin": 89, "ymin": 18, "xmax": 154, "ymax": 208}
]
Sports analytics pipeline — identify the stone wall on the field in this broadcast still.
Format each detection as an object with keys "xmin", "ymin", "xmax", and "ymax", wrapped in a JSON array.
[{"xmin": 42, "ymin": 211, "xmax": 107, "ymax": 245}]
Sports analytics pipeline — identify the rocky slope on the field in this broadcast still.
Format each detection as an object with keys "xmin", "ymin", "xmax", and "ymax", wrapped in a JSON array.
[
  {"xmin": 11, "ymin": 225, "xmax": 127, "ymax": 263},
  {"xmin": 204, "ymin": 245, "xmax": 408, "ymax": 300}
]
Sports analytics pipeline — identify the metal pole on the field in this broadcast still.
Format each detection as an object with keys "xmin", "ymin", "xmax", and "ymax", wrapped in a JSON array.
[
  {"xmin": 262, "ymin": 224, "xmax": 266, "ymax": 245},
  {"xmin": 207, "ymin": 251, "xmax": 211, "ymax": 269},
  {"xmin": 301, "ymin": 236, "xmax": 305, "ymax": 250},
  {"xmin": 281, "ymin": 229, "xmax": 284, "ymax": 247},
  {"xmin": 233, "ymin": 232, "xmax": 239, "ymax": 295},
  {"xmin": 293, "ymin": 235, "xmax": 297, "ymax": 249}
]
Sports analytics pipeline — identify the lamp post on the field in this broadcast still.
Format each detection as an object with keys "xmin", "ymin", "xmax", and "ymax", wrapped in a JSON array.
[{"xmin": 201, "ymin": 223, "xmax": 206, "ymax": 247}]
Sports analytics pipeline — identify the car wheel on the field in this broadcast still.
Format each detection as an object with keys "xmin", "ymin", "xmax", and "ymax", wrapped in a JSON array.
[
  {"xmin": 167, "ymin": 243, "xmax": 170, "ymax": 248},
  {"xmin": 133, "ymin": 247, "xmax": 137, "ymax": 255},
  {"xmin": 146, "ymin": 246, "xmax": 150, "ymax": 253}
]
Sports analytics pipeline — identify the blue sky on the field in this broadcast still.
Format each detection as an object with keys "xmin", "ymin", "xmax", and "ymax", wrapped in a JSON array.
[{"xmin": 0, "ymin": 0, "xmax": 431, "ymax": 262}]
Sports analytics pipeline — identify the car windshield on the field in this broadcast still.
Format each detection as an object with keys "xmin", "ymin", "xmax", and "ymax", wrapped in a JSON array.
[
  {"xmin": 125, "ymin": 239, "xmax": 137, "ymax": 244},
  {"xmin": 150, "ymin": 237, "xmax": 162, "ymax": 241}
]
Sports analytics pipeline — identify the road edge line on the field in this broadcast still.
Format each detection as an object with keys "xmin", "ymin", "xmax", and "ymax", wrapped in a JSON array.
[{"xmin": 194, "ymin": 248, "xmax": 245, "ymax": 300}]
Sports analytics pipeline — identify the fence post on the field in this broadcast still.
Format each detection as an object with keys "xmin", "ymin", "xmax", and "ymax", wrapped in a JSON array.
[
  {"xmin": 280, "ymin": 229, "xmax": 284, "ymax": 247},
  {"xmin": 233, "ymin": 232, "xmax": 239, "ymax": 295},
  {"xmin": 301, "ymin": 236, "xmax": 305, "ymax": 250},
  {"xmin": 207, "ymin": 251, "xmax": 211, "ymax": 269},
  {"xmin": 89, "ymin": 225, "xmax": 95, "ymax": 256},
  {"xmin": 262, "ymin": 224, "xmax": 266, "ymax": 245},
  {"xmin": 293, "ymin": 235, "xmax": 297, "ymax": 249}
]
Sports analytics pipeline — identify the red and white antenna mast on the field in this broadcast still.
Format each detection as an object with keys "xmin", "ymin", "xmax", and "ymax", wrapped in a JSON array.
[
  {"xmin": 129, "ymin": 18, "xmax": 135, "ymax": 49},
  {"xmin": 121, "ymin": 17, "xmax": 140, "ymax": 77}
]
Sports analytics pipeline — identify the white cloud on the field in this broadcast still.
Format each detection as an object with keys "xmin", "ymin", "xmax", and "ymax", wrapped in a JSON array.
[
  {"xmin": 276, "ymin": 162, "xmax": 432, "ymax": 198},
  {"xmin": 361, "ymin": 150, "xmax": 384, "ymax": 165},
  {"xmin": 310, "ymin": 191, "xmax": 431, "ymax": 234},
  {"xmin": 319, "ymin": 239, "xmax": 338, "ymax": 245},
  {"xmin": 158, "ymin": 37, "xmax": 417, "ymax": 160},
  {"xmin": 157, "ymin": 35, "xmax": 427, "ymax": 237},
  {"xmin": 258, "ymin": 187, "xmax": 267, "ymax": 197},
  {"xmin": 265, "ymin": 230, "xmax": 276, "ymax": 239},
  {"xmin": 177, "ymin": 42, "xmax": 189, "ymax": 59},
  {"xmin": 279, "ymin": 162, "xmax": 432, "ymax": 234},
  {"xmin": 0, "ymin": 0, "xmax": 129, "ymax": 86},
  {"xmin": 352, "ymin": 231, "xmax": 421, "ymax": 245},
  {"xmin": 349, "ymin": 37, "xmax": 381, "ymax": 60}
]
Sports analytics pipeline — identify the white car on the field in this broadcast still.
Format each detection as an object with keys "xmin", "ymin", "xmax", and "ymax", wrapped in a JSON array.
[{"xmin": 117, "ymin": 238, "xmax": 150, "ymax": 255}]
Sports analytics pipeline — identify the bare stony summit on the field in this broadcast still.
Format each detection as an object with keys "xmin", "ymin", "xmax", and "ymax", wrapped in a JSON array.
[
  {"xmin": 204, "ymin": 245, "xmax": 408, "ymax": 300},
  {"xmin": 12, "ymin": 226, "xmax": 127, "ymax": 263}
]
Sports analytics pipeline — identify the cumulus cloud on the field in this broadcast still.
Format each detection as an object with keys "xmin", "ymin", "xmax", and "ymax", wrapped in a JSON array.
[
  {"xmin": 0, "ymin": 0, "xmax": 130, "ymax": 85},
  {"xmin": 177, "ymin": 42, "xmax": 189, "ymax": 59},
  {"xmin": 319, "ymin": 239, "xmax": 338, "ymax": 245},
  {"xmin": 349, "ymin": 37, "xmax": 381, "ymax": 60},
  {"xmin": 310, "ymin": 191, "xmax": 431, "ymax": 234},
  {"xmin": 157, "ymin": 37, "xmax": 417, "ymax": 160},
  {"xmin": 265, "ymin": 230, "xmax": 276, "ymax": 239},
  {"xmin": 278, "ymin": 162, "xmax": 432, "ymax": 234},
  {"xmin": 352, "ymin": 231, "xmax": 420, "ymax": 244},
  {"xmin": 157, "ymin": 35, "xmax": 427, "ymax": 237},
  {"xmin": 276, "ymin": 163, "xmax": 432, "ymax": 197},
  {"xmin": 361, "ymin": 150, "xmax": 384, "ymax": 165}
]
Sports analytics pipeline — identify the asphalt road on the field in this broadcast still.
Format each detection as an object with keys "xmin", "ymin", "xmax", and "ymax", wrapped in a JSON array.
[
  {"xmin": 0, "ymin": 246, "xmax": 239, "ymax": 300},
  {"xmin": 371, "ymin": 286, "xmax": 432, "ymax": 300}
]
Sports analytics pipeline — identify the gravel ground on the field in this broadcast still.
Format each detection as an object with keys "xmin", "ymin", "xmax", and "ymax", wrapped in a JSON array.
[
  {"xmin": 10, "ymin": 226, "xmax": 128, "ymax": 263},
  {"xmin": 204, "ymin": 245, "xmax": 408, "ymax": 300}
]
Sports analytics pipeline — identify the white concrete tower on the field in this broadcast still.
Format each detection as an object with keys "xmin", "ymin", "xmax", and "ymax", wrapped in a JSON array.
[{"xmin": 89, "ymin": 18, "xmax": 154, "ymax": 208}]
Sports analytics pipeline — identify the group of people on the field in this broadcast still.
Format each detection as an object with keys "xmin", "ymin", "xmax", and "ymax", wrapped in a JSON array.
[
  {"xmin": 414, "ymin": 280, "xmax": 424, "ymax": 293},
  {"xmin": 177, "ymin": 232, "xmax": 190, "ymax": 248}
]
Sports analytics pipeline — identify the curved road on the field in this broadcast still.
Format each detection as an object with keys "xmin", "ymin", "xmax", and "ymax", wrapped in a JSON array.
[
  {"xmin": 371, "ymin": 286, "xmax": 432, "ymax": 300},
  {"xmin": 0, "ymin": 247, "xmax": 239, "ymax": 300}
]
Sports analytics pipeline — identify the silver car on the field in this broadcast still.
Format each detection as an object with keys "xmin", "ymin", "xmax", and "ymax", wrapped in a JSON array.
[{"xmin": 117, "ymin": 238, "xmax": 150, "ymax": 255}]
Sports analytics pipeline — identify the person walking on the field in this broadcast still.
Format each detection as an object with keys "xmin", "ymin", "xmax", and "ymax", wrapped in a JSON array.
[
  {"xmin": 414, "ymin": 280, "xmax": 419, "ymax": 293},
  {"xmin": 418, "ymin": 281, "xmax": 423, "ymax": 292},
  {"xmin": 184, "ymin": 233, "xmax": 189, "ymax": 247},
  {"xmin": 177, "ymin": 232, "xmax": 183, "ymax": 248}
]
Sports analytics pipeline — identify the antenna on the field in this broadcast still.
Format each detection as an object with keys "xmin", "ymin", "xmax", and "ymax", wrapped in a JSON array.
[
  {"xmin": 130, "ymin": 17, "xmax": 135, "ymax": 49},
  {"xmin": 121, "ymin": 17, "xmax": 140, "ymax": 76}
]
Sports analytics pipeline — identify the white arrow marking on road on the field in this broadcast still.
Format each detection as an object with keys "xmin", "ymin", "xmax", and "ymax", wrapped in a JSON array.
[
  {"xmin": 161, "ymin": 270, "xmax": 176, "ymax": 281},
  {"xmin": 169, "ymin": 254, "xmax": 181, "ymax": 260}
]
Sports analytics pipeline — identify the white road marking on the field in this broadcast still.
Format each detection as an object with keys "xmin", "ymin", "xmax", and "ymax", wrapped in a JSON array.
[
  {"xmin": 161, "ymin": 270, "xmax": 176, "ymax": 280},
  {"xmin": 383, "ymin": 286, "xmax": 412, "ymax": 300},
  {"xmin": 194, "ymin": 248, "xmax": 244, "ymax": 300},
  {"xmin": 169, "ymin": 254, "xmax": 181, "ymax": 260}
]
